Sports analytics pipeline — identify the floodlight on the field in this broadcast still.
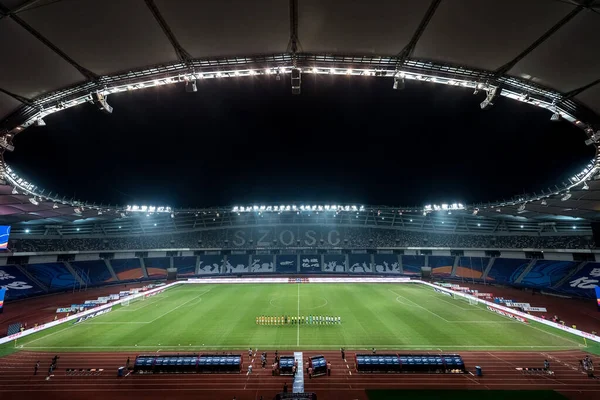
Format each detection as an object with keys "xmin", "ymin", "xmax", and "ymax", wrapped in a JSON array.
[
  {"xmin": 583, "ymin": 182, "xmax": 589, "ymax": 190},
  {"xmin": 91, "ymin": 92, "xmax": 113, "ymax": 114},
  {"xmin": 185, "ymin": 80, "xmax": 197, "ymax": 93},
  {"xmin": 74, "ymin": 208, "xmax": 81, "ymax": 214},
  {"xmin": 28, "ymin": 197, "xmax": 39, "ymax": 205},
  {"xmin": 35, "ymin": 118, "xmax": 46, "ymax": 127},
  {"xmin": 0, "ymin": 135, "xmax": 15, "ymax": 152},
  {"xmin": 291, "ymin": 68, "xmax": 301, "ymax": 95},
  {"xmin": 11, "ymin": 187, "xmax": 18, "ymax": 195},
  {"xmin": 518, "ymin": 204, "xmax": 526, "ymax": 212},
  {"xmin": 480, "ymin": 87, "xmax": 498, "ymax": 110},
  {"xmin": 541, "ymin": 199, "xmax": 547, "ymax": 205},
  {"xmin": 52, "ymin": 203, "xmax": 58, "ymax": 209},
  {"xmin": 561, "ymin": 193, "xmax": 571, "ymax": 201},
  {"xmin": 550, "ymin": 112, "xmax": 561, "ymax": 122},
  {"xmin": 393, "ymin": 76, "xmax": 405, "ymax": 90}
]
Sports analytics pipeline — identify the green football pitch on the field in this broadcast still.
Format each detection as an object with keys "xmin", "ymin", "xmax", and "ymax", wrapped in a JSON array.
[{"xmin": 8, "ymin": 283, "xmax": 595, "ymax": 352}]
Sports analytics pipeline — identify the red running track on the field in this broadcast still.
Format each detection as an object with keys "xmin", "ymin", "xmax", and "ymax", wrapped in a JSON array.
[{"xmin": 0, "ymin": 350, "xmax": 599, "ymax": 400}]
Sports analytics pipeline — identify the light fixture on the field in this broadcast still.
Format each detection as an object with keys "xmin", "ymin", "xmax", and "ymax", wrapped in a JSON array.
[
  {"xmin": 28, "ymin": 197, "xmax": 39, "ymax": 205},
  {"xmin": 185, "ymin": 79, "xmax": 197, "ymax": 93},
  {"xmin": 520, "ymin": 225, "xmax": 524, "ymax": 228},
  {"xmin": 25, "ymin": 229, "xmax": 30, "ymax": 233},
  {"xmin": 477, "ymin": 223, "xmax": 481, "ymax": 227}
]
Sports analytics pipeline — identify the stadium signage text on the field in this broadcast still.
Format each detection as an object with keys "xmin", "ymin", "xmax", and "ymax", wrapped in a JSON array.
[
  {"xmin": 486, "ymin": 306, "xmax": 528, "ymax": 323},
  {"xmin": 504, "ymin": 302, "xmax": 531, "ymax": 308},
  {"xmin": 0, "ymin": 270, "xmax": 33, "ymax": 291},
  {"xmin": 232, "ymin": 228, "xmax": 343, "ymax": 247},
  {"xmin": 56, "ymin": 308, "xmax": 71, "ymax": 313}
]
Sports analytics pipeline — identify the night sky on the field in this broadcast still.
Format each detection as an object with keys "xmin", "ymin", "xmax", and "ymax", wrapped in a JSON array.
[{"xmin": 4, "ymin": 76, "xmax": 594, "ymax": 209}]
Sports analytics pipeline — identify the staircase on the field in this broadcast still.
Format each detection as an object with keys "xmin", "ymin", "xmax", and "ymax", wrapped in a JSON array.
[
  {"xmin": 15, "ymin": 264, "xmax": 48, "ymax": 292},
  {"xmin": 450, "ymin": 256, "xmax": 459, "ymax": 277},
  {"xmin": 514, "ymin": 259, "xmax": 538, "ymax": 284},
  {"xmin": 104, "ymin": 259, "xmax": 119, "ymax": 281},
  {"xmin": 552, "ymin": 261, "xmax": 588, "ymax": 289},
  {"xmin": 64, "ymin": 261, "xmax": 85, "ymax": 286},
  {"xmin": 139, "ymin": 258, "xmax": 149, "ymax": 278},
  {"xmin": 481, "ymin": 258, "xmax": 496, "ymax": 281}
]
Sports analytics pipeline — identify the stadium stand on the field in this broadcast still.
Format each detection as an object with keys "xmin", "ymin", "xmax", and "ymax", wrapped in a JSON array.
[
  {"xmin": 0, "ymin": 265, "xmax": 45, "ymax": 299},
  {"xmin": 486, "ymin": 258, "xmax": 530, "ymax": 284},
  {"xmin": 198, "ymin": 255, "xmax": 222, "ymax": 275},
  {"xmin": 373, "ymin": 254, "xmax": 401, "ymax": 274},
  {"xmin": 224, "ymin": 255, "xmax": 249, "ymax": 273},
  {"xmin": 455, "ymin": 257, "xmax": 490, "ymax": 280},
  {"xmin": 11, "ymin": 230, "xmax": 593, "ymax": 251},
  {"xmin": 277, "ymin": 255, "xmax": 298, "ymax": 273},
  {"xmin": 402, "ymin": 255, "xmax": 425, "ymax": 276},
  {"xmin": 70, "ymin": 260, "xmax": 115, "ymax": 285},
  {"xmin": 144, "ymin": 257, "xmax": 169, "ymax": 278},
  {"xmin": 519, "ymin": 260, "xmax": 578, "ymax": 288},
  {"xmin": 110, "ymin": 258, "xmax": 144, "ymax": 281},
  {"xmin": 348, "ymin": 254, "xmax": 373, "ymax": 273},
  {"xmin": 553, "ymin": 262, "xmax": 600, "ymax": 299},
  {"xmin": 429, "ymin": 256, "xmax": 455, "ymax": 278},
  {"xmin": 22, "ymin": 262, "xmax": 78, "ymax": 289},
  {"xmin": 323, "ymin": 255, "xmax": 346, "ymax": 272},
  {"xmin": 174, "ymin": 256, "xmax": 197, "ymax": 277},
  {"xmin": 300, "ymin": 255, "xmax": 321, "ymax": 272}
]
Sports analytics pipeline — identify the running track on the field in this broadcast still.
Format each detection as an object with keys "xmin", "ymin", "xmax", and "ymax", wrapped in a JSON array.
[{"xmin": 0, "ymin": 350, "xmax": 598, "ymax": 400}]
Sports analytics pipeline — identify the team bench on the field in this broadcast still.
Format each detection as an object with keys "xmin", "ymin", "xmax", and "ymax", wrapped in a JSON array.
[
  {"xmin": 134, "ymin": 353, "xmax": 242, "ymax": 374},
  {"xmin": 355, "ymin": 353, "xmax": 465, "ymax": 374}
]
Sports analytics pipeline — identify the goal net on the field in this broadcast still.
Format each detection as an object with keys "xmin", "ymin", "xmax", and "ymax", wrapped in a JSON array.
[
  {"xmin": 457, "ymin": 294, "xmax": 478, "ymax": 306},
  {"xmin": 122, "ymin": 299, "xmax": 130, "ymax": 307}
]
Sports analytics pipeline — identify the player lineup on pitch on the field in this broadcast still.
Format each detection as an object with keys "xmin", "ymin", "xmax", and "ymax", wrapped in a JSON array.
[{"xmin": 6, "ymin": 283, "xmax": 590, "ymax": 352}]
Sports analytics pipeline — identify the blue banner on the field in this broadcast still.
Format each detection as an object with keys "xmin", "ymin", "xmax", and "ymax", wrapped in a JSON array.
[
  {"xmin": 0, "ymin": 226, "xmax": 10, "ymax": 250},
  {"xmin": 0, "ymin": 288, "xmax": 5, "ymax": 313}
]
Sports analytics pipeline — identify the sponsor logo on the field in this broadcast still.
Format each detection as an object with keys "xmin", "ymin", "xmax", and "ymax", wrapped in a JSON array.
[
  {"xmin": 523, "ymin": 307, "xmax": 547, "ymax": 312},
  {"xmin": 486, "ymin": 306, "xmax": 528, "ymax": 323},
  {"xmin": 73, "ymin": 307, "xmax": 112, "ymax": 324},
  {"xmin": 505, "ymin": 302, "xmax": 531, "ymax": 308},
  {"xmin": 56, "ymin": 308, "xmax": 71, "ymax": 313}
]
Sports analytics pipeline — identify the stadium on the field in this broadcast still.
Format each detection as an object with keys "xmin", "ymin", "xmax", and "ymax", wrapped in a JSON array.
[{"xmin": 1, "ymin": 1, "xmax": 600, "ymax": 400}]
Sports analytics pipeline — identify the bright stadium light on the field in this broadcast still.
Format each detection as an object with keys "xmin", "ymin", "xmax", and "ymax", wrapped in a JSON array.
[
  {"xmin": 28, "ymin": 197, "xmax": 39, "ymax": 205},
  {"xmin": 480, "ymin": 86, "xmax": 499, "ymax": 110},
  {"xmin": 91, "ymin": 92, "xmax": 113, "ymax": 114}
]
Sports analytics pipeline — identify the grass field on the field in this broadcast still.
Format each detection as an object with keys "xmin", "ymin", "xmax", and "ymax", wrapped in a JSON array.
[{"xmin": 6, "ymin": 283, "xmax": 597, "ymax": 353}]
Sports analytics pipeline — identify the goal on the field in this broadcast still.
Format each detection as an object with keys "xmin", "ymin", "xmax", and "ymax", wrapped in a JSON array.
[
  {"xmin": 457, "ymin": 294, "xmax": 478, "ymax": 306},
  {"xmin": 121, "ymin": 296, "xmax": 144, "ymax": 307}
]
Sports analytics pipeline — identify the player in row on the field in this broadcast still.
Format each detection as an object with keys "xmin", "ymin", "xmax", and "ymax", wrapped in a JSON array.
[{"xmin": 256, "ymin": 315, "xmax": 341, "ymax": 325}]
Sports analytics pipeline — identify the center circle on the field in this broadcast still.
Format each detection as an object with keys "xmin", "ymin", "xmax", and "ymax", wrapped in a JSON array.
[{"xmin": 269, "ymin": 295, "xmax": 328, "ymax": 310}]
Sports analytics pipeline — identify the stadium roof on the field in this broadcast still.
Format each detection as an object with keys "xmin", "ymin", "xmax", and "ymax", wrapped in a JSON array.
[
  {"xmin": 0, "ymin": 0, "xmax": 599, "ymax": 128},
  {"xmin": 1, "ymin": 0, "xmax": 600, "ymax": 226}
]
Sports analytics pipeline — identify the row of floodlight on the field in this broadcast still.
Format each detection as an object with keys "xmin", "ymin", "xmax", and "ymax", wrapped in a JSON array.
[
  {"xmin": 232, "ymin": 205, "xmax": 366, "ymax": 213},
  {"xmin": 3, "ymin": 63, "xmax": 594, "ymax": 145}
]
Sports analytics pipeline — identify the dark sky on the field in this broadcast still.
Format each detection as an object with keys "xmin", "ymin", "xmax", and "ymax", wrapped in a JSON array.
[{"xmin": 4, "ymin": 75, "xmax": 594, "ymax": 209}]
